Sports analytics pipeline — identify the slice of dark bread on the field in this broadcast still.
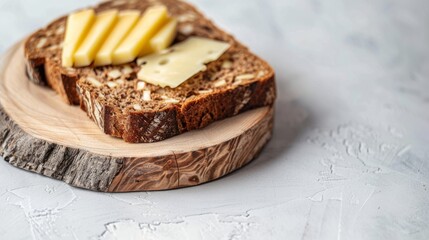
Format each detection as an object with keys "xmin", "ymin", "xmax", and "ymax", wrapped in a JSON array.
[{"xmin": 24, "ymin": 0, "xmax": 276, "ymax": 143}]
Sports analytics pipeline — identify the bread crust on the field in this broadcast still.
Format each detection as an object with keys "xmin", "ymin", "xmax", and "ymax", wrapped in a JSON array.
[{"xmin": 24, "ymin": 0, "xmax": 277, "ymax": 143}]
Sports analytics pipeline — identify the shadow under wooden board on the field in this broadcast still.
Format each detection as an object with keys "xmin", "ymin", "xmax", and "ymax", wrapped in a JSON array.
[{"xmin": 0, "ymin": 43, "xmax": 274, "ymax": 192}]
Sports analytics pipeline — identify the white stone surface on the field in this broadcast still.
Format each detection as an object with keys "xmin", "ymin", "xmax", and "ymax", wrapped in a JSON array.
[{"xmin": 1, "ymin": 0, "xmax": 429, "ymax": 239}]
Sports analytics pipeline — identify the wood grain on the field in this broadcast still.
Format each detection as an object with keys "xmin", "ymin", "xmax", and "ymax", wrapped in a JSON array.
[{"xmin": 0, "ymin": 43, "xmax": 274, "ymax": 192}]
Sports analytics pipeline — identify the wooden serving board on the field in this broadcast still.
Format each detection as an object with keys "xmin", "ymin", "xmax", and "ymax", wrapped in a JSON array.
[{"xmin": 0, "ymin": 43, "xmax": 274, "ymax": 192}]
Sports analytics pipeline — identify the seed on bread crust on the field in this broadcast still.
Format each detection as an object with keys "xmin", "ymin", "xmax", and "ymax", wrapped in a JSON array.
[
  {"xmin": 65, "ymin": 67, "xmax": 76, "ymax": 74},
  {"xmin": 177, "ymin": 13, "xmax": 197, "ymax": 22},
  {"xmin": 122, "ymin": 65, "xmax": 134, "ymax": 75},
  {"xmin": 106, "ymin": 81, "xmax": 118, "ymax": 88},
  {"xmin": 55, "ymin": 26, "xmax": 65, "ymax": 35},
  {"xmin": 142, "ymin": 90, "xmax": 151, "ymax": 101},
  {"xmin": 235, "ymin": 74, "xmax": 255, "ymax": 81},
  {"xmin": 164, "ymin": 98, "xmax": 180, "ymax": 104},
  {"xmin": 233, "ymin": 80, "xmax": 242, "ymax": 86},
  {"xmin": 197, "ymin": 89, "xmax": 213, "ymax": 94},
  {"xmin": 213, "ymin": 79, "xmax": 226, "ymax": 87},
  {"xmin": 136, "ymin": 81, "xmax": 146, "ymax": 90},
  {"xmin": 161, "ymin": 95, "xmax": 179, "ymax": 103},
  {"xmin": 116, "ymin": 79, "xmax": 125, "ymax": 85},
  {"xmin": 179, "ymin": 24, "xmax": 194, "ymax": 35},
  {"xmin": 107, "ymin": 69, "xmax": 122, "ymax": 79},
  {"xmin": 36, "ymin": 38, "xmax": 47, "ymax": 49},
  {"xmin": 47, "ymin": 44, "xmax": 60, "ymax": 50},
  {"xmin": 133, "ymin": 104, "xmax": 143, "ymax": 111},
  {"xmin": 86, "ymin": 77, "xmax": 102, "ymax": 87},
  {"xmin": 257, "ymin": 71, "xmax": 267, "ymax": 78},
  {"xmin": 221, "ymin": 61, "xmax": 233, "ymax": 69}
]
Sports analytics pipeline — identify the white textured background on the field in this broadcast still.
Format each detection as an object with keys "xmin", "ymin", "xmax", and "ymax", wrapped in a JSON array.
[{"xmin": 1, "ymin": 0, "xmax": 429, "ymax": 239}]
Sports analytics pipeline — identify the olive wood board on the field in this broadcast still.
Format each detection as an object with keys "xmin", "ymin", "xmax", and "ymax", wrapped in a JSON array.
[{"xmin": 0, "ymin": 43, "xmax": 274, "ymax": 192}]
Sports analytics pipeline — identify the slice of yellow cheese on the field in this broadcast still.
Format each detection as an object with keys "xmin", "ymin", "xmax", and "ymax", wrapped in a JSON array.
[
  {"xmin": 61, "ymin": 9, "xmax": 95, "ymax": 67},
  {"xmin": 140, "ymin": 18, "xmax": 178, "ymax": 56},
  {"xmin": 94, "ymin": 10, "xmax": 140, "ymax": 67},
  {"xmin": 74, "ymin": 10, "xmax": 119, "ymax": 67},
  {"xmin": 150, "ymin": 18, "xmax": 178, "ymax": 52},
  {"xmin": 112, "ymin": 5, "xmax": 169, "ymax": 65},
  {"xmin": 137, "ymin": 37, "xmax": 231, "ymax": 88}
]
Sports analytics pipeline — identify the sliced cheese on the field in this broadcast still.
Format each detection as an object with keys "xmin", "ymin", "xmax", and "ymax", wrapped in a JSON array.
[
  {"xmin": 112, "ymin": 5, "xmax": 169, "ymax": 65},
  {"xmin": 137, "ymin": 37, "xmax": 231, "ymax": 88},
  {"xmin": 140, "ymin": 18, "xmax": 177, "ymax": 56},
  {"xmin": 61, "ymin": 9, "xmax": 95, "ymax": 67},
  {"xmin": 74, "ymin": 10, "xmax": 119, "ymax": 67},
  {"xmin": 94, "ymin": 10, "xmax": 140, "ymax": 66}
]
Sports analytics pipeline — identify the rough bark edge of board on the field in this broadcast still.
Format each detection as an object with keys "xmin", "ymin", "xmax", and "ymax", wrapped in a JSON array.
[
  {"xmin": 0, "ymin": 103, "xmax": 124, "ymax": 192},
  {"xmin": 0, "ymin": 101, "xmax": 274, "ymax": 192}
]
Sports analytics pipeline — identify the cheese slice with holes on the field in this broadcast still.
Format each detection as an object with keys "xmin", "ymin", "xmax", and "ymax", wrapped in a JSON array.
[
  {"xmin": 74, "ymin": 10, "xmax": 118, "ymax": 67},
  {"xmin": 112, "ymin": 5, "xmax": 169, "ymax": 65},
  {"xmin": 140, "ymin": 18, "xmax": 178, "ymax": 56},
  {"xmin": 137, "ymin": 37, "xmax": 230, "ymax": 88},
  {"xmin": 62, "ymin": 9, "xmax": 95, "ymax": 67},
  {"xmin": 94, "ymin": 10, "xmax": 140, "ymax": 66}
]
